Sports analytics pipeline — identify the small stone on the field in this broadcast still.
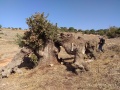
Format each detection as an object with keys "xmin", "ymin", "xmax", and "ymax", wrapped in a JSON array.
[
  {"xmin": 60, "ymin": 62, "xmax": 64, "ymax": 65},
  {"xmin": 49, "ymin": 64, "xmax": 54, "ymax": 67}
]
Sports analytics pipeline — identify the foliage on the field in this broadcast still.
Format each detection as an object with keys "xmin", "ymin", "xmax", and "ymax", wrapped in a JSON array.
[
  {"xmin": 0, "ymin": 25, "xmax": 2, "ymax": 28},
  {"xmin": 83, "ymin": 30, "xmax": 90, "ymax": 34},
  {"xmin": 19, "ymin": 27, "xmax": 22, "ymax": 30},
  {"xmin": 115, "ymin": 28, "xmax": 120, "ymax": 36},
  {"xmin": 15, "ymin": 34, "xmax": 25, "ymax": 47},
  {"xmin": 89, "ymin": 29, "xmax": 95, "ymax": 34},
  {"xmin": 77, "ymin": 29, "xmax": 82, "ymax": 32},
  {"xmin": 8, "ymin": 27, "xmax": 11, "ymax": 29},
  {"xmin": 60, "ymin": 27, "xmax": 68, "ymax": 32},
  {"xmin": 17, "ymin": 12, "xmax": 59, "ymax": 50},
  {"xmin": 59, "ymin": 27, "xmax": 77, "ymax": 32},
  {"xmin": 81, "ymin": 26, "xmax": 120, "ymax": 38},
  {"xmin": 106, "ymin": 26, "xmax": 120, "ymax": 38},
  {"xmin": 29, "ymin": 53, "xmax": 38, "ymax": 66},
  {"xmin": 96, "ymin": 30, "xmax": 105, "ymax": 36},
  {"xmin": 68, "ymin": 27, "xmax": 75, "ymax": 32}
]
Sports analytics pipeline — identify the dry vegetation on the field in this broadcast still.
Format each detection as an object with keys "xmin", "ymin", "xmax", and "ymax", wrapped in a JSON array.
[
  {"xmin": 0, "ymin": 29, "xmax": 24, "ymax": 61},
  {"xmin": 0, "ymin": 29, "xmax": 120, "ymax": 90}
]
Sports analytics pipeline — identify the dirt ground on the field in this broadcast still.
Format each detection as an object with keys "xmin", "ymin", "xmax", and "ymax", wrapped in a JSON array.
[{"xmin": 0, "ymin": 29, "xmax": 120, "ymax": 90}]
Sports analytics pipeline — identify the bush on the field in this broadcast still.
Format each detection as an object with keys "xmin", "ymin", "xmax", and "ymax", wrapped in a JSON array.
[
  {"xmin": 19, "ymin": 27, "xmax": 22, "ymax": 30},
  {"xmin": 17, "ymin": 12, "xmax": 59, "ymax": 50},
  {"xmin": 0, "ymin": 25, "xmax": 2, "ymax": 28},
  {"xmin": 15, "ymin": 34, "xmax": 25, "ymax": 47},
  {"xmin": 115, "ymin": 28, "xmax": 120, "ymax": 37},
  {"xmin": 15, "ymin": 12, "xmax": 59, "ymax": 65},
  {"xmin": 29, "ymin": 53, "xmax": 38, "ymax": 66},
  {"xmin": 83, "ymin": 30, "xmax": 90, "ymax": 34},
  {"xmin": 106, "ymin": 27, "xmax": 120, "ymax": 38}
]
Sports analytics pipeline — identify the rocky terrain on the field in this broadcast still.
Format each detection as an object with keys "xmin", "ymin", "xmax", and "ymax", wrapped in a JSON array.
[{"xmin": 0, "ymin": 29, "xmax": 120, "ymax": 90}]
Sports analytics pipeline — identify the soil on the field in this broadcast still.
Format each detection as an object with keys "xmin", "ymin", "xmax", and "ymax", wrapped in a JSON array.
[{"xmin": 0, "ymin": 29, "xmax": 120, "ymax": 90}]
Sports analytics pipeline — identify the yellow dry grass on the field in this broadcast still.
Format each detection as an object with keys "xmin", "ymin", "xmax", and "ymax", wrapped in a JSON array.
[{"xmin": 0, "ymin": 29, "xmax": 120, "ymax": 90}]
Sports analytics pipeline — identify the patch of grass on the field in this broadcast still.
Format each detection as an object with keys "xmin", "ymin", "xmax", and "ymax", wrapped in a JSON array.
[
  {"xmin": 0, "ymin": 32, "xmax": 4, "ymax": 34},
  {"xmin": 29, "ymin": 53, "xmax": 38, "ymax": 66}
]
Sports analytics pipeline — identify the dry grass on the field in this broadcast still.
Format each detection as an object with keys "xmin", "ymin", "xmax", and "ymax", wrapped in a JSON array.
[
  {"xmin": 0, "ymin": 59, "xmax": 119, "ymax": 90},
  {"xmin": 0, "ymin": 28, "xmax": 24, "ymax": 60},
  {"xmin": 0, "ymin": 30, "xmax": 120, "ymax": 90}
]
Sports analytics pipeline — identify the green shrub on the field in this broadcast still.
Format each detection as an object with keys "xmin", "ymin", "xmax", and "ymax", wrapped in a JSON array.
[
  {"xmin": 115, "ymin": 28, "xmax": 120, "ymax": 37},
  {"xmin": 83, "ymin": 30, "xmax": 90, "ymax": 34},
  {"xmin": 0, "ymin": 25, "xmax": 2, "ymax": 28},
  {"xmin": 106, "ymin": 27, "xmax": 119, "ymax": 38},
  {"xmin": 29, "ymin": 53, "xmax": 38, "ymax": 66},
  {"xmin": 16, "ymin": 12, "xmax": 59, "ymax": 50},
  {"xmin": 15, "ymin": 34, "xmax": 25, "ymax": 47}
]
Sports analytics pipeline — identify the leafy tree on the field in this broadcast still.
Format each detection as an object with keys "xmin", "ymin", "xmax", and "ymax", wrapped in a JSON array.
[
  {"xmin": 115, "ymin": 28, "xmax": 120, "ymax": 37},
  {"xmin": 98, "ymin": 30, "xmax": 105, "ymax": 36},
  {"xmin": 20, "ymin": 12, "xmax": 59, "ymax": 49},
  {"xmin": 17, "ymin": 12, "xmax": 59, "ymax": 66},
  {"xmin": 68, "ymin": 27, "xmax": 75, "ymax": 32},
  {"xmin": 83, "ymin": 30, "xmax": 90, "ymax": 34},
  {"xmin": 8, "ymin": 27, "xmax": 11, "ymax": 29},
  {"xmin": 15, "ymin": 34, "xmax": 24, "ymax": 47},
  {"xmin": 0, "ymin": 25, "xmax": 2, "ymax": 28},
  {"xmin": 19, "ymin": 27, "xmax": 22, "ymax": 30},
  {"xmin": 78, "ymin": 29, "xmax": 83, "ymax": 32},
  {"xmin": 60, "ymin": 27, "xmax": 68, "ymax": 32},
  {"xmin": 96, "ymin": 29, "xmax": 108, "ymax": 36},
  {"xmin": 106, "ymin": 26, "xmax": 118, "ymax": 38},
  {"xmin": 89, "ymin": 29, "xmax": 95, "ymax": 34}
]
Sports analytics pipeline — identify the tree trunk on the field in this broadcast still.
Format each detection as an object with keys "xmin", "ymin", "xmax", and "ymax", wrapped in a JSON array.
[
  {"xmin": 0, "ymin": 47, "xmax": 31, "ymax": 78},
  {"xmin": 38, "ymin": 40, "xmax": 58, "ymax": 67},
  {"xmin": 0, "ymin": 41, "xmax": 59, "ymax": 78}
]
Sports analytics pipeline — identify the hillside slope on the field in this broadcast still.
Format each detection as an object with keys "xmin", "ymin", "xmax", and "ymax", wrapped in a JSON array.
[
  {"xmin": 0, "ymin": 28, "xmax": 24, "ymax": 65},
  {"xmin": 0, "ymin": 30, "xmax": 120, "ymax": 90}
]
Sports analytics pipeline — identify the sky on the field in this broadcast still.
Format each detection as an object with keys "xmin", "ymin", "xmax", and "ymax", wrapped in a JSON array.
[{"xmin": 0, "ymin": 0, "xmax": 120, "ymax": 30}]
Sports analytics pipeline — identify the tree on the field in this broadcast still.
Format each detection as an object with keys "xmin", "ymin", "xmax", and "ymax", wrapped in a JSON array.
[
  {"xmin": 19, "ymin": 12, "xmax": 59, "ymax": 66},
  {"xmin": 106, "ymin": 26, "xmax": 118, "ymax": 38},
  {"xmin": 89, "ymin": 29, "xmax": 95, "ymax": 34},
  {"xmin": 98, "ymin": 30, "xmax": 105, "ymax": 36},
  {"xmin": 78, "ymin": 29, "xmax": 83, "ymax": 32},
  {"xmin": 60, "ymin": 27, "xmax": 68, "ymax": 32},
  {"xmin": 0, "ymin": 12, "xmax": 60, "ymax": 78},
  {"xmin": 19, "ymin": 27, "xmax": 22, "ymax": 30},
  {"xmin": 115, "ymin": 28, "xmax": 120, "ymax": 34},
  {"xmin": 0, "ymin": 25, "xmax": 2, "ymax": 28},
  {"xmin": 83, "ymin": 30, "xmax": 90, "ymax": 34},
  {"xmin": 68, "ymin": 27, "xmax": 75, "ymax": 32}
]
